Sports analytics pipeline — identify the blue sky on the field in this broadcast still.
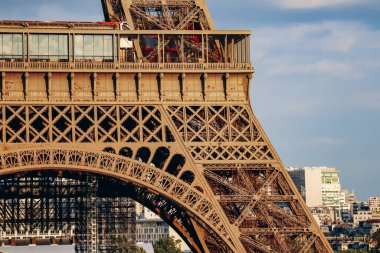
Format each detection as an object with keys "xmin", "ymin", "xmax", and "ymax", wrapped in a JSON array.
[{"xmin": 0, "ymin": 0, "xmax": 379, "ymax": 200}]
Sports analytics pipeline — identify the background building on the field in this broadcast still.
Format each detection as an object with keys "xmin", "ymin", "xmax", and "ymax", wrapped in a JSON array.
[
  {"xmin": 288, "ymin": 167, "xmax": 345, "ymax": 223},
  {"xmin": 287, "ymin": 167, "xmax": 323, "ymax": 207},
  {"xmin": 353, "ymin": 210, "xmax": 372, "ymax": 225},
  {"xmin": 135, "ymin": 203, "xmax": 190, "ymax": 252},
  {"xmin": 369, "ymin": 197, "xmax": 380, "ymax": 214},
  {"xmin": 361, "ymin": 219, "xmax": 380, "ymax": 236},
  {"xmin": 321, "ymin": 167, "xmax": 342, "ymax": 221},
  {"xmin": 341, "ymin": 189, "xmax": 356, "ymax": 220},
  {"xmin": 136, "ymin": 219, "xmax": 170, "ymax": 244}
]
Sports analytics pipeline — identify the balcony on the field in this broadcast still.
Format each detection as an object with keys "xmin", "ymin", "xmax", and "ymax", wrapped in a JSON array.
[
  {"xmin": 0, "ymin": 29, "xmax": 254, "ymax": 73},
  {"xmin": 0, "ymin": 61, "xmax": 253, "ymax": 73}
]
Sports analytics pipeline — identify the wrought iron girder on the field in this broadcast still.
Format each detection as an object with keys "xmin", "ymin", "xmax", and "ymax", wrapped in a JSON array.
[
  {"xmin": 161, "ymin": 0, "xmax": 175, "ymax": 28},
  {"xmin": 102, "ymin": 0, "xmax": 123, "ymax": 21},
  {"xmin": 132, "ymin": 187, "xmax": 209, "ymax": 253},
  {"xmin": 175, "ymin": 7, "xmax": 200, "ymax": 29},
  {"xmin": 256, "ymin": 203, "xmax": 290, "ymax": 253},
  {"xmin": 218, "ymin": 195, "xmax": 294, "ymax": 203},
  {"xmin": 204, "ymin": 168, "xmax": 302, "ymax": 236},
  {"xmin": 240, "ymin": 227, "xmax": 310, "ymax": 236},
  {"xmin": 240, "ymin": 235, "xmax": 275, "ymax": 253},
  {"xmin": 299, "ymin": 235, "xmax": 317, "ymax": 253},
  {"xmin": 233, "ymin": 171, "xmax": 279, "ymax": 226},
  {"xmin": 204, "ymin": 168, "xmax": 309, "ymax": 231},
  {"xmin": 130, "ymin": 5, "xmax": 171, "ymax": 30},
  {"xmin": 204, "ymin": 169, "xmax": 248, "ymax": 195},
  {"xmin": 266, "ymin": 204, "xmax": 308, "ymax": 228}
]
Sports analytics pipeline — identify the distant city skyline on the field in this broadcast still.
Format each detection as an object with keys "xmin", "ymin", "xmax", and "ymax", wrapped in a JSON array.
[{"xmin": 0, "ymin": 0, "xmax": 379, "ymax": 199}]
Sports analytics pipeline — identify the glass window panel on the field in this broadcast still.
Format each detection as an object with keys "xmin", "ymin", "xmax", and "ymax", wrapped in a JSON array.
[
  {"xmin": 74, "ymin": 35, "xmax": 84, "ymax": 57},
  {"xmin": 94, "ymin": 35, "xmax": 103, "ymax": 57},
  {"xmin": 84, "ymin": 35, "xmax": 94, "ymax": 57},
  {"xmin": 29, "ymin": 35, "xmax": 39, "ymax": 57},
  {"xmin": 39, "ymin": 35, "xmax": 49, "ymax": 56},
  {"xmin": 59, "ymin": 35, "xmax": 68, "ymax": 59},
  {"xmin": 104, "ymin": 35, "xmax": 113, "ymax": 58},
  {"xmin": 49, "ymin": 34, "xmax": 59, "ymax": 57},
  {"xmin": 13, "ymin": 34, "xmax": 23, "ymax": 57},
  {"xmin": 3, "ymin": 34, "xmax": 12, "ymax": 56}
]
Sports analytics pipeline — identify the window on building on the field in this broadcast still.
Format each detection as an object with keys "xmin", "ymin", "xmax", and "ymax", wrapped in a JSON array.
[
  {"xmin": 29, "ymin": 34, "xmax": 68, "ymax": 61},
  {"xmin": 74, "ymin": 34, "xmax": 113, "ymax": 61},
  {"xmin": 0, "ymin": 34, "xmax": 23, "ymax": 60}
]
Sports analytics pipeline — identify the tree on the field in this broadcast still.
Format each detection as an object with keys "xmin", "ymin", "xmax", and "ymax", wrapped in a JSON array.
[
  {"xmin": 153, "ymin": 236, "xmax": 182, "ymax": 253},
  {"xmin": 113, "ymin": 236, "xmax": 147, "ymax": 253},
  {"xmin": 372, "ymin": 229, "xmax": 380, "ymax": 252}
]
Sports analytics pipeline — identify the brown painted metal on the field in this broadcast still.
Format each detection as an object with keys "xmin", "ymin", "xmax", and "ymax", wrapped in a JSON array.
[{"xmin": 0, "ymin": 0, "xmax": 333, "ymax": 252}]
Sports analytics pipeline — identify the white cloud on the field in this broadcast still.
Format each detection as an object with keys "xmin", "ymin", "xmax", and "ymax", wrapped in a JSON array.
[
  {"xmin": 274, "ymin": 0, "xmax": 367, "ymax": 9},
  {"xmin": 253, "ymin": 22, "xmax": 365, "ymax": 58},
  {"xmin": 252, "ymin": 21, "xmax": 380, "ymax": 79},
  {"xmin": 251, "ymin": 20, "xmax": 380, "ymax": 124}
]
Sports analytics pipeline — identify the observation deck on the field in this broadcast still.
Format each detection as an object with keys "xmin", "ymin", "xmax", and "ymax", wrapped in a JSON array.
[
  {"xmin": 0, "ymin": 21, "xmax": 253, "ymax": 102},
  {"xmin": 0, "ymin": 21, "xmax": 252, "ymax": 72}
]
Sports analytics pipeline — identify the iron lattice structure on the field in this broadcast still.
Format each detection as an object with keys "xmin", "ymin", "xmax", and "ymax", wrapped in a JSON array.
[{"xmin": 0, "ymin": 0, "xmax": 333, "ymax": 252}]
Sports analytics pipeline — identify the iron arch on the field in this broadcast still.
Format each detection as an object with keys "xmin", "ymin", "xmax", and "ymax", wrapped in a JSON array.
[{"xmin": 0, "ymin": 147, "xmax": 237, "ymax": 252}]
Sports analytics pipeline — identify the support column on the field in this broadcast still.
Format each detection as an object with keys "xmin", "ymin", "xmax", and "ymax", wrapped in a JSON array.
[
  {"xmin": 92, "ymin": 73, "xmax": 97, "ymax": 101},
  {"xmin": 1, "ymin": 72, "xmax": 5, "ymax": 99},
  {"xmin": 181, "ymin": 73, "xmax": 186, "ymax": 101},
  {"xmin": 136, "ymin": 73, "xmax": 142, "ymax": 101},
  {"xmin": 115, "ymin": 73, "xmax": 120, "ymax": 101},
  {"xmin": 225, "ymin": 73, "xmax": 230, "ymax": 101},
  {"xmin": 70, "ymin": 73, "xmax": 75, "ymax": 101},
  {"xmin": 247, "ymin": 73, "xmax": 253, "ymax": 100},
  {"xmin": 47, "ymin": 72, "xmax": 52, "ymax": 101},
  {"xmin": 159, "ymin": 73, "xmax": 164, "ymax": 101},
  {"xmin": 202, "ymin": 73, "xmax": 207, "ymax": 101},
  {"xmin": 24, "ymin": 72, "xmax": 29, "ymax": 101}
]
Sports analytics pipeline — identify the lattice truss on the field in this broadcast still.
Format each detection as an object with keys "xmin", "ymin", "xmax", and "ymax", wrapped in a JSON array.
[
  {"xmin": 0, "ymin": 104, "xmax": 238, "ymax": 251},
  {"xmin": 102, "ymin": 0, "xmax": 223, "ymax": 63},
  {"xmin": 0, "ymin": 103, "xmax": 332, "ymax": 252},
  {"xmin": 128, "ymin": 0, "xmax": 211, "ymax": 30},
  {"xmin": 104, "ymin": 0, "xmax": 211, "ymax": 30},
  {"xmin": 0, "ymin": 105, "xmax": 173, "ymax": 144},
  {"xmin": 166, "ymin": 105, "xmax": 330, "ymax": 253}
]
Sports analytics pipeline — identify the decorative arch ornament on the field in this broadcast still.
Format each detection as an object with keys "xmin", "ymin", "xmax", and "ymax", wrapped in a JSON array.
[{"xmin": 0, "ymin": 147, "xmax": 236, "ymax": 252}]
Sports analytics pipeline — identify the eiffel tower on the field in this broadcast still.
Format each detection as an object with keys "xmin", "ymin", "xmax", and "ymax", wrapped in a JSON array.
[{"xmin": 0, "ymin": 0, "xmax": 333, "ymax": 252}]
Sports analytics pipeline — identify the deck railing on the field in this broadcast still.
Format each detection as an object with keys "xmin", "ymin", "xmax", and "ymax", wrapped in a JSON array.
[{"xmin": 0, "ymin": 61, "xmax": 253, "ymax": 71}]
